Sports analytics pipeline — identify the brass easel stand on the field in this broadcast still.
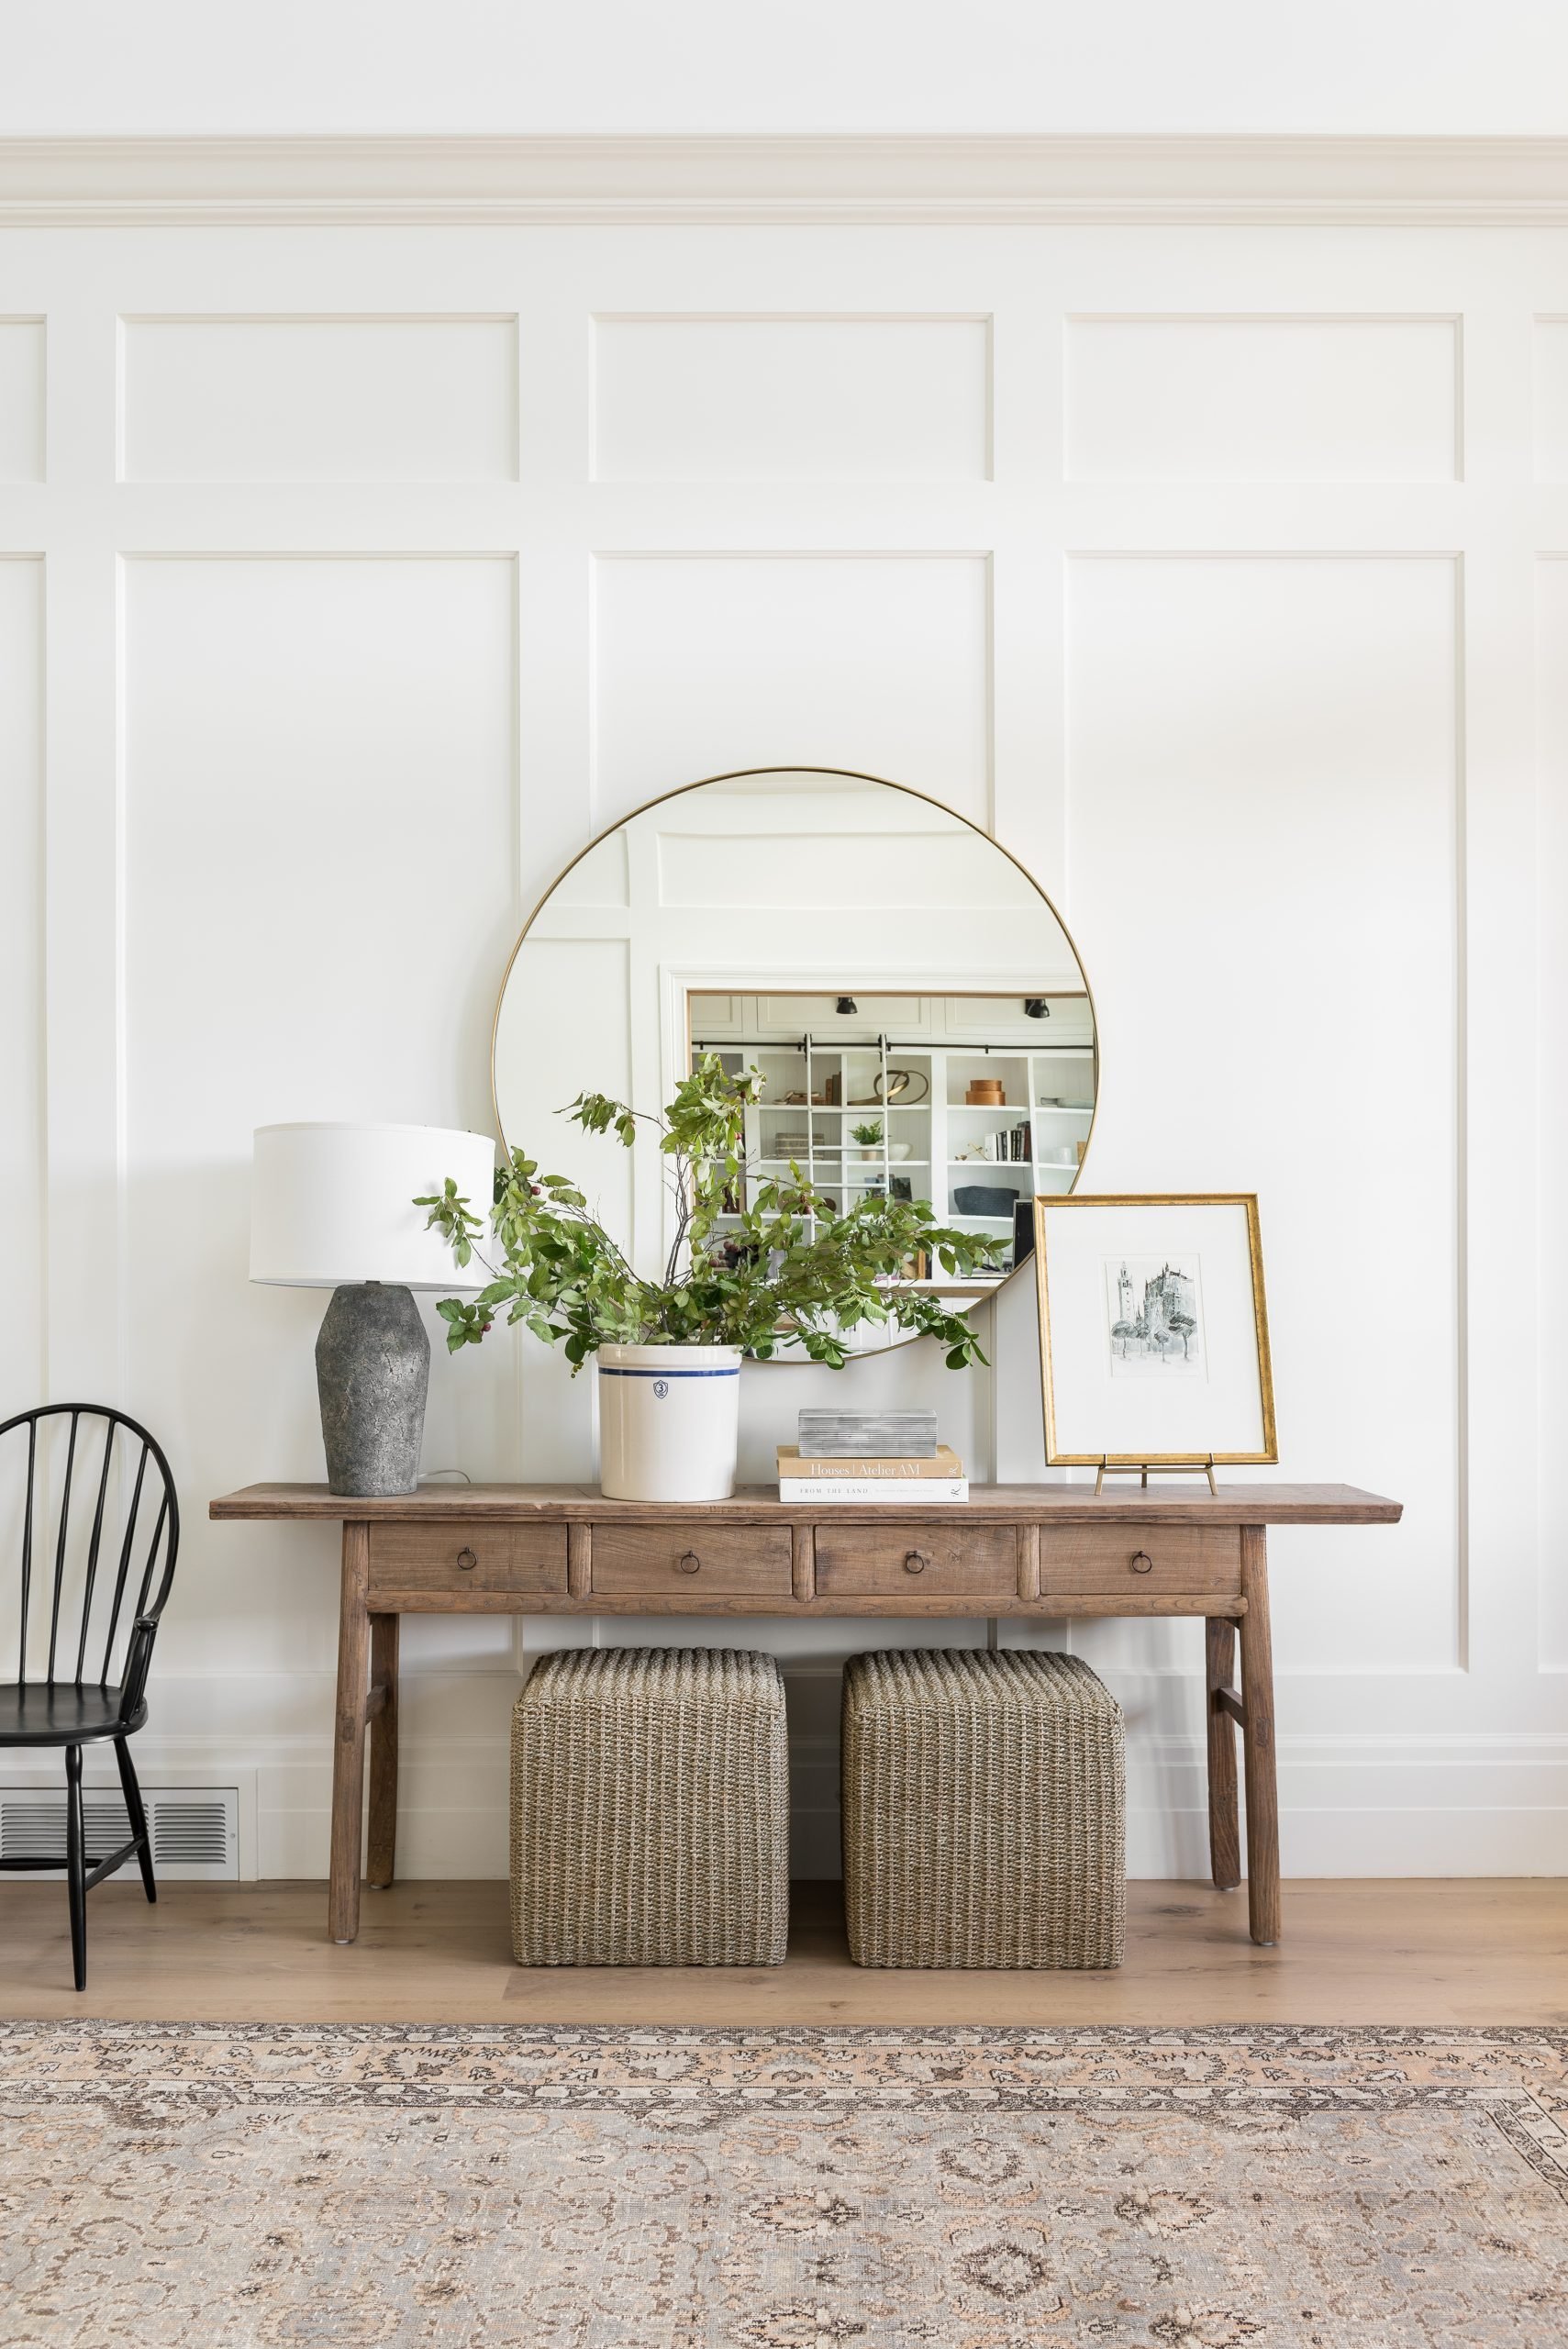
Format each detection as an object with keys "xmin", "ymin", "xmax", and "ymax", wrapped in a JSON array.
[{"xmin": 1094, "ymin": 1455, "xmax": 1219, "ymax": 1497}]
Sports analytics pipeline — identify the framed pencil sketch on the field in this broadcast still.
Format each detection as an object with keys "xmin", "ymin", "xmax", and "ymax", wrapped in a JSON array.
[{"xmin": 1033, "ymin": 1194, "xmax": 1277, "ymax": 1468}]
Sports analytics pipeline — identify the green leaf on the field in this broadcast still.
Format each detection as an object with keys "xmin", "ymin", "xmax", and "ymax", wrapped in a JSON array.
[{"xmin": 414, "ymin": 1058, "xmax": 998, "ymax": 1371}]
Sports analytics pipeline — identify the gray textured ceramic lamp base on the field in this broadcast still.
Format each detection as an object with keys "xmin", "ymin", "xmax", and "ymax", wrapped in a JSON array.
[{"xmin": 315, "ymin": 1282, "xmax": 429, "ymax": 1497}]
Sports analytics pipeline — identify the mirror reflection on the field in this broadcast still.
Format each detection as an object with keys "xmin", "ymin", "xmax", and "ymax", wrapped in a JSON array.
[{"xmin": 493, "ymin": 768, "xmax": 1096, "ymax": 1355}]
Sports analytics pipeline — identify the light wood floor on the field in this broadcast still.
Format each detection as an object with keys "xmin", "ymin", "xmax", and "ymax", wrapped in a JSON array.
[{"xmin": 2, "ymin": 1878, "xmax": 1564, "ymax": 2025}]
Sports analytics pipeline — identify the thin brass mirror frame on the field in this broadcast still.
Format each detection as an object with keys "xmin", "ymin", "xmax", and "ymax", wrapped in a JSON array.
[{"xmin": 490, "ymin": 763, "xmax": 1102, "ymax": 1362}]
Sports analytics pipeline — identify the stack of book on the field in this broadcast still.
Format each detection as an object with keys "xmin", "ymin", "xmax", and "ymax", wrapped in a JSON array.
[{"xmin": 777, "ymin": 1409, "xmax": 968, "ymax": 1504}]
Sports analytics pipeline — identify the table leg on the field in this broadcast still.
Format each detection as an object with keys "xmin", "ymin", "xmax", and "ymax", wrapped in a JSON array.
[
  {"xmin": 1238, "ymin": 1525, "xmax": 1281, "ymax": 1946},
  {"xmin": 328, "ymin": 1520, "xmax": 371, "ymax": 1945},
  {"xmin": 367, "ymin": 1611, "xmax": 400, "ymax": 1890},
  {"xmin": 1205, "ymin": 1617, "xmax": 1241, "ymax": 1891}
]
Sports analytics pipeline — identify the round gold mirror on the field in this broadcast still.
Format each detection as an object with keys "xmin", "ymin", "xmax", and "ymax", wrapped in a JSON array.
[{"xmin": 493, "ymin": 767, "xmax": 1097, "ymax": 1357}]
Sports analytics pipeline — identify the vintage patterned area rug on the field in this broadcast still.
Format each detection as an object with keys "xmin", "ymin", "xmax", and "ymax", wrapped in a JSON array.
[{"xmin": 3, "ymin": 2022, "xmax": 1567, "ymax": 2347}]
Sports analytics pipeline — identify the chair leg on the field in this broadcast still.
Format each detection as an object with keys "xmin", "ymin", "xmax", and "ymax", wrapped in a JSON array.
[
  {"xmin": 64, "ymin": 1744, "xmax": 87, "ymax": 1992},
  {"xmin": 115, "ymin": 1736, "xmax": 157, "ymax": 1904}
]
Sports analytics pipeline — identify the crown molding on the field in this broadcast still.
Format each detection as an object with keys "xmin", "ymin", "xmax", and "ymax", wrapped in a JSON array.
[{"xmin": 3, "ymin": 133, "xmax": 1568, "ymax": 228}]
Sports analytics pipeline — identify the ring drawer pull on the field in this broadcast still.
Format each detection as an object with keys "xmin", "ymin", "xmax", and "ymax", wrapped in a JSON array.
[
  {"xmin": 1130, "ymin": 1550, "xmax": 1154, "ymax": 1575},
  {"xmin": 904, "ymin": 1550, "xmax": 929, "ymax": 1575},
  {"xmin": 456, "ymin": 1546, "xmax": 477, "ymax": 1572},
  {"xmin": 676, "ymin": 1550, "xmax": 702, "ymax": 1575}
]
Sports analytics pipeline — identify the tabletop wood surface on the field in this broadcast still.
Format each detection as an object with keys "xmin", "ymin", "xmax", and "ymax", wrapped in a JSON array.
[{"xmin": 209, "ymin": 1480, "xmax": 1402, "ymax": 1527}]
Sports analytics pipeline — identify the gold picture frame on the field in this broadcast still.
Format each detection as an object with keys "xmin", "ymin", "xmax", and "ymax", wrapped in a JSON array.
[{"xmin": 1033, "ymin": 1193, "xmax": 1277, "ymax": 1470}]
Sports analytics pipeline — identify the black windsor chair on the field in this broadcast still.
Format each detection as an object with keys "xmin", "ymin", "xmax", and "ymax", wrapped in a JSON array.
[{"xmin": 0, "ymin": 1405, "xmax": 181, "ymax": 1987}]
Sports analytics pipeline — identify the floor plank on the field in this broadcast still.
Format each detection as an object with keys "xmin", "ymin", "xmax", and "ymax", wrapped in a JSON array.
[{"xmin": 2, "ymin": 1878, "xmax": 1565, "ymax": 2025}]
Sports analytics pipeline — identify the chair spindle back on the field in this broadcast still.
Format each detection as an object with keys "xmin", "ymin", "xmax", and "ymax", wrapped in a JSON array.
[{"xmin": 2, "ymin": 1406, "xmax": 180, "ymax": 1694}]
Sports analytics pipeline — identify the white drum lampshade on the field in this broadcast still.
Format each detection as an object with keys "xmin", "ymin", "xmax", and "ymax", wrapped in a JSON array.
[
  {"xmin": 250, "ymin": 1122, "xmax": 496, "ymax": 1500},
  {"xmin": 250, "ymin": 1123, "xmax": 496, "ymax": 1290}
]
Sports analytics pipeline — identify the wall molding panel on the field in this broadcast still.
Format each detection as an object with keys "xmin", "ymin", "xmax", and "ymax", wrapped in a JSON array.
[
  {"xmin": 0, "ymin": 319, "xmax": 45, "ymax": 479},
  {"xmin": 1063, "ymin": 315, "xmax": 1462, "ymax": 484},
  {"xmin": 589, "ymin": 549, "xmax": 994, "ymax": 828},
  {"xmin": 591, "ymin": 314, "xmax": 993, "ymax": 484},
  {"xmin": 0, "ymin": 555, "xmax": 46, "ymax": 1410},
  {"xmin": 119, "ymin": 314, "xmax": 520, "ymax": 484},
  {"xmin": 0, "ymin": 208, "xmax": 1562, "ymax": 1875}
]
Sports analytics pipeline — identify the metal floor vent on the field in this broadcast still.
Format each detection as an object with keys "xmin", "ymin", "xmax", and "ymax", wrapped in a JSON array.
[{"xmin": 0, "ymin": 1786, "xmax": 239, "ymax": 1880}]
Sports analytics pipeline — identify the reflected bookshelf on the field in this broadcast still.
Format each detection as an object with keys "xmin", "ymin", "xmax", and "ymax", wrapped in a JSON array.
[{"xmin": 690, "ymin": 1016, "xmax": 1093, "ymax": 1285}]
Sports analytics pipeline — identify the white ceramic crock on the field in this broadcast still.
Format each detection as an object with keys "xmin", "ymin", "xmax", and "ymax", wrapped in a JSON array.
[{"xmin": 596, "ymin": 1342, "xmax": 743, "ymax": 1502}]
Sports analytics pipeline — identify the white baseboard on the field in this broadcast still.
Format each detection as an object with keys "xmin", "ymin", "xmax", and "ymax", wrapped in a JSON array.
[
  {"xmin": 201, "ymin": 1726, "xmax": 1568, "ymax": 1883},
  {"xmin": 794, "ymin": 1803, "xmax": 1568, "ymax": 1881}
]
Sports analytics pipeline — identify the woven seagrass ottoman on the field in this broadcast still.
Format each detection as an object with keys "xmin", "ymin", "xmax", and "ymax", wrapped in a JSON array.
[
  {"xmin": 510, "ymin": 1646, "xmax": 790, "ymax": 1966},
  {"xmin": 841, "ymin": 1648, "xmax": 1126, "ymax": 1968}
]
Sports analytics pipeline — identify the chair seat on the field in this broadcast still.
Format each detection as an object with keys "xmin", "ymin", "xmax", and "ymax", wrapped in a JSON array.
[{"xmin": 0, "ymin": 1683, "xmax": 147, "ymax": 1746}]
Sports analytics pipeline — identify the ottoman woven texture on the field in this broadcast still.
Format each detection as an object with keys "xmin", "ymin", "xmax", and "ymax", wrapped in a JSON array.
[
  {"xmin": 841, "ymin": 1648, "xmax": 1125, "ymax": 1969},
  {"xmin": 511, "ymin": 1646, "xmax": 790, "ymax": 1966}
]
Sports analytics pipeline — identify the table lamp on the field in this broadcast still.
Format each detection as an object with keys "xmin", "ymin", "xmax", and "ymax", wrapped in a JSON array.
[{"xmin": 250, "ymin": 1122, "xmax": 496, "ymax": 1497}]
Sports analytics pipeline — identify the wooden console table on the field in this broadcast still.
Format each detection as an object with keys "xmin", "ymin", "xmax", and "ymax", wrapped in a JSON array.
[{"xmin": 208, "ymin": 1481, "xmax": 1399, "ymax": 1954}]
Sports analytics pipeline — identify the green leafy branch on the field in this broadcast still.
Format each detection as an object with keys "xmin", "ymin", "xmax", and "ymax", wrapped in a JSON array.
[{"xmin": 417, "ymin": 1054, "xmax": 1004, "ymax": 1371}]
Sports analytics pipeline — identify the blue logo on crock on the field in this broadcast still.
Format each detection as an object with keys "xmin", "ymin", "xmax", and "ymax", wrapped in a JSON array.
[{"xmin": 652, "ymin": 1378, "xmax": 670, "ymax": 1399}]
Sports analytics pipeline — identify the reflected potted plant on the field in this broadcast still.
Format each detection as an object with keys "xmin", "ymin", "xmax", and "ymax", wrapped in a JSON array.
[
  {"xmin": 850, "ymin": 1119, "xmax": 884, "ymax": 1163},
  {"xmin": 418, "ymin": 1056, "xmax": 1000, "ymax": 1503}
]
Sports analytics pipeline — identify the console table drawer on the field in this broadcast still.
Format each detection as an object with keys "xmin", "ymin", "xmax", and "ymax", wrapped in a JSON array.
[
  {"xmin": 368, "ymin": 1523, "xmax": 568, "ymax": 1598},
  {"xmin": 1040, "ymin": 1526, "xmax": 1241, "ymax": 1595},
  {"xmin": 590, "ymin": 1526, "xmax": 795, "ymax": 1597},
  {"xmin": 815, "ymin": 1524, "xmax": 1018, "ymax": 1599}
]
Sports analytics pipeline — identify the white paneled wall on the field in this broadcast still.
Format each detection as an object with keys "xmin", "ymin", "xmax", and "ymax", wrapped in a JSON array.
[
  {"xmin": 0, "ymin": 321, "xmax": 44, "ymax": 479},
  {"xmin": 0, "ymin": 556, "xmax": 45, "ymax": 1416},
  {"xmin": 120, "ymin": 316, "xmax": 520, "ymax": 484},
  {"xmin": 1540, "ymin": 555, "xmax": 1568, "ymax": 1678},
  {"xmin": 591, "ymin": 316, "xmax": 992, "ymax": 484},
  {"xmin": 1067, "ymin": 554, "xmax": 1459, "ymax": 1658},
  {"xmin": 1, "ymin": 209, "xmax": 1564, "ymax": 1879},
  {"xmin": 1063, "ymin": 316, "xmax": 1461, "ymax": 483},
  {"xmin": 591, "ymin": 554, "xmax": 993, "ymax": 827}
]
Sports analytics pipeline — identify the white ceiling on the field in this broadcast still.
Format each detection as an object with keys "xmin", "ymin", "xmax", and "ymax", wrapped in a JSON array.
[{"xmin": 4, "ymin": 0, "xmax": 1567, "ymax": 139}]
